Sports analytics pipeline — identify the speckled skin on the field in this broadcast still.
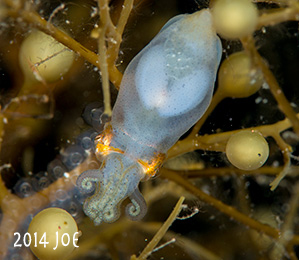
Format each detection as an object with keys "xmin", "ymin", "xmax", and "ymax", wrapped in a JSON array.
[{"xmin": 77, "ymin": 9, "xmax": 222, "ymax": 225}]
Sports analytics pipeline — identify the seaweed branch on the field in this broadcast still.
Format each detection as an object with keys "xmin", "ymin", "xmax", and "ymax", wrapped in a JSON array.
[{"xmin": 131, "ymin": 196, "xmax": 185, "ymax": 260}]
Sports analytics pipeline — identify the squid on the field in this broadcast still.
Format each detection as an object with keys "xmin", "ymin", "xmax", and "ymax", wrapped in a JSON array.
[{"xmin": 77, "ymin": 9, "xmax": 222, "ymax": 225}]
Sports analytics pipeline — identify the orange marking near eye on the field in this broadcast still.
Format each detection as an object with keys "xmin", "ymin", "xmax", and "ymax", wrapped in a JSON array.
[
  {"xmin": 138, "ymin": 153, "xmax": 165, "ymax": 177},
  {"xmin": 95, "ymin": 124, "xmax": 124, "ymax": 156},
  {"xmin": 95, "ymin": 123, "xmax": 165, "ymax": 177}
]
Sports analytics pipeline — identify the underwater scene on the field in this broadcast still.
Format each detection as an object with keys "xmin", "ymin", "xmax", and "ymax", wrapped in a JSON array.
[{"xmin": 1, "ymin": 0, "xmax": 299, "ymax": 259}]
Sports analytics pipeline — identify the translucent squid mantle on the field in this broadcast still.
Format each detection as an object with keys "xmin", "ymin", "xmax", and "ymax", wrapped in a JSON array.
[{"xmin": 76, "ymin": 9, "xmax": 222, "ymax": 225}]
